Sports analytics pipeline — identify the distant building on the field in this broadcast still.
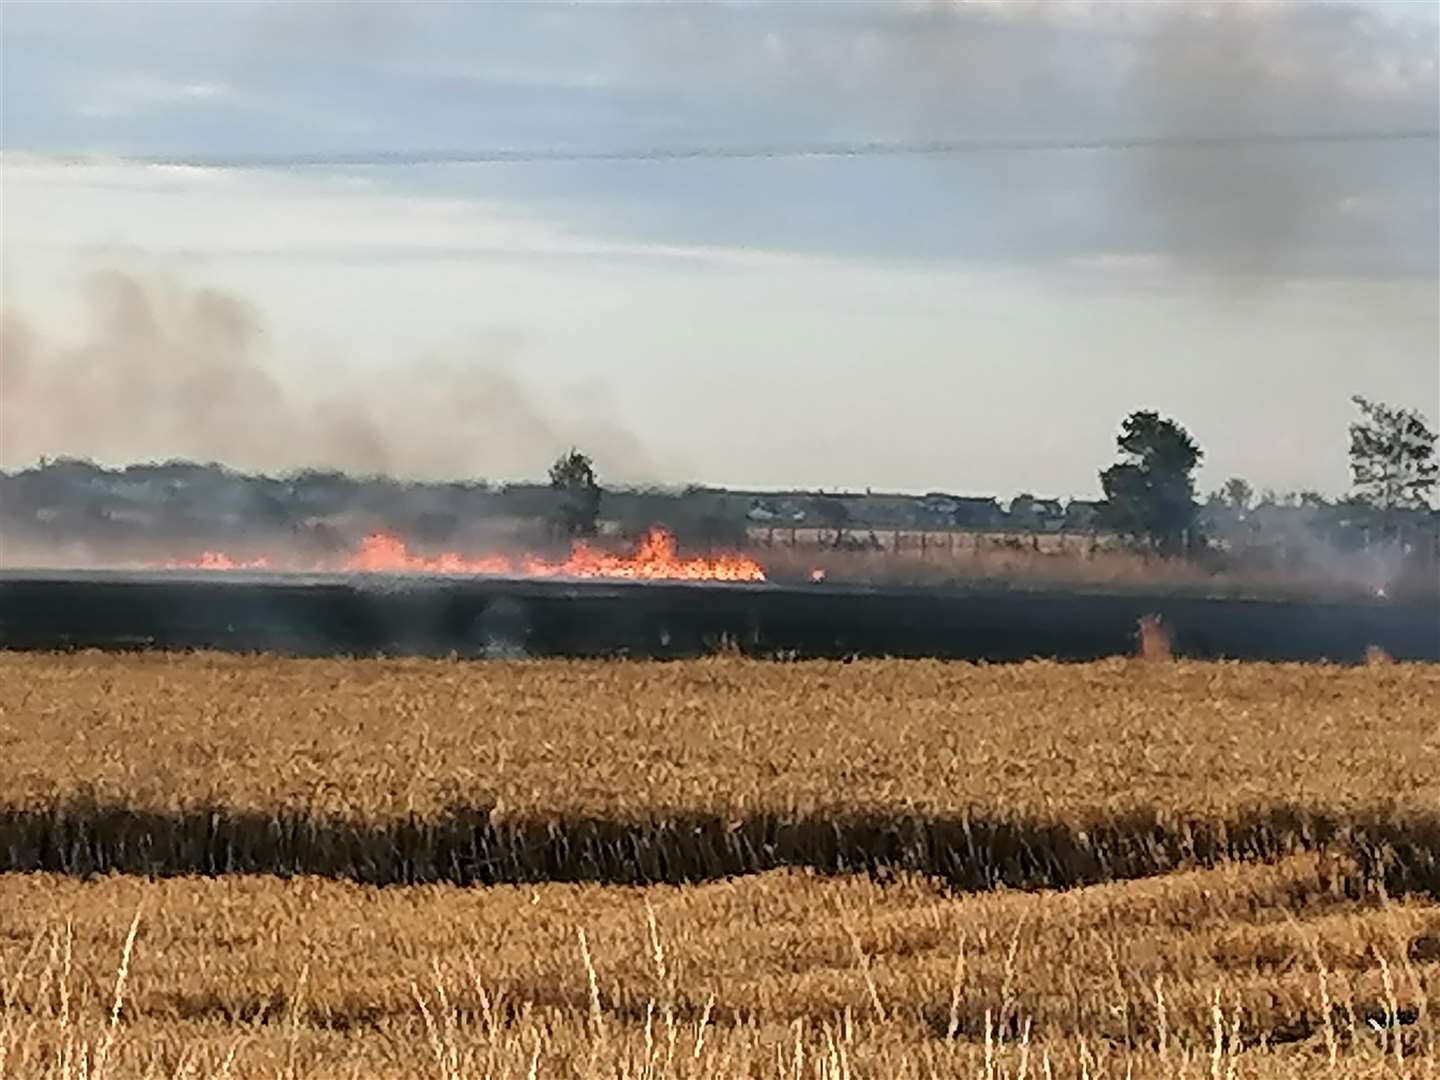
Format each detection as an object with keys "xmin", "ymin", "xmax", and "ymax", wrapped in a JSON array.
[
  {"xmin": 1008, "ymin": 496, "xmax": 1066, "ymax": 532},
  {"xmin": 920, "ymin": 493, "xmax": 959, "ymax": 520},
  {"xmin": 746, "ymin": 497, "xmax": 806, "ymax": 524},
  {"xmin": 920, "ymin": 493, "xmax": 1003, "ymax": 529}
]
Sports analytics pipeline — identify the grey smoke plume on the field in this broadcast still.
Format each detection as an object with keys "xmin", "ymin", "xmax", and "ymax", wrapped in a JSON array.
[
  {"xmin": 593, "ymin": 1, "xmax": 1437, "ymax": 280},
  {"xmin": 1115, "ymin": 4, "xmax": 1438, "ymax": 283},
  {"xmin": 0, "ymin": 269, "xmax": 655, "ymax": 481}
]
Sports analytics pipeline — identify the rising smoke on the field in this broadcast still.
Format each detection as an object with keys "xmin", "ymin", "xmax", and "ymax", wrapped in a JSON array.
[
  {"xmin": 0, "ymin": 269, "xmax": 655, "ymax": 482},
  {"xmin": 600, "ymin": 1, "xmax": 1437, "ymax": 282},
  {"xmin": 1118, "ymin": 3, "xmax": 1438, "ymax": 284}
]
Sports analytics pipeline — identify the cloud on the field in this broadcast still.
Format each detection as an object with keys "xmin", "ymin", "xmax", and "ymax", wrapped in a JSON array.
[
  {"xmin": 15, "ymin": 2, "xmax": 1437, "ymax": 144},
  {"xmin": 0, "ymin": 159, "xmax": 1433, "ymax": 497},
  {"xmin": 1, "ymin": 3, "xmax": 1434, "ymax": 496},
  {"xmin": 0, "ymin": 156, "xmax": 824, "ymax": 487},
  {"xmin": 556, "ymin": 1, "xmax": 1437, "ymax": 135},
  {"xmin": 0, "ymin": 154, "xmax": 813, "ymax": 273},
  {"xmin": 76, "ymin": 77, "xmax": 233, "ymax": 119},
  {"xmin": 5, "ymin": 2, "xmax": 1434, "ymax": 280}
]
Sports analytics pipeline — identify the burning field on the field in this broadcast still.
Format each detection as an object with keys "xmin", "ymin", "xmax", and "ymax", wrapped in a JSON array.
[
  {"xmin": 2, "ymin": 561, "xmax": 1436, "ymax": 663},
  {"xmin": 1, "ymin": 652, "xmax": 1437, "ymax": 1078},
  {"xmin": 2, "ymin": 481, "xmax": 1437, "ymax": 1080},
  {"xmin": 7, "ymin": 493, "xmax": 1437, "ymax": 664},
  {"xmin": 158, "ymin": 526, "xmax": 769, "ymax": 582}
]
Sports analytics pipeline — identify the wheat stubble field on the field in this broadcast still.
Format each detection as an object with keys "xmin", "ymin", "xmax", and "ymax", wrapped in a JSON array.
[{"xmin": 0, "ymin": 653, "xmax": 1437, "ymax": 1078}]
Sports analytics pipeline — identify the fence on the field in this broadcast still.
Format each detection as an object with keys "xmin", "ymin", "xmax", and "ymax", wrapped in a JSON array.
[{"xmin": 744, "ymin": 526, "xmax": 1116, "ymax": 557}]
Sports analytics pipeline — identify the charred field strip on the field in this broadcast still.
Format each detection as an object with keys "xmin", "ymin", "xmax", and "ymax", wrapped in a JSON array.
[{"xmin": 1, "ymin": 569, "xmax": 1437, "ymax": 661}]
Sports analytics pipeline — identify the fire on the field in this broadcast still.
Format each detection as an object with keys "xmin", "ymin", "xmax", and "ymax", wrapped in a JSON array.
[
  {"xmin": 164, "ymin": 552, "xmax": 272, "ymax": 571},
  {"xmin": 520, "ymin": 528, "xmax": 765, "ymax": 581},
  {"xmin": 344, "ymin": 533, "xmax": 512, "ymax": 576},
  {"xmin": 162, "ymin": 527, "xmax": 766, "ymax": 582}
]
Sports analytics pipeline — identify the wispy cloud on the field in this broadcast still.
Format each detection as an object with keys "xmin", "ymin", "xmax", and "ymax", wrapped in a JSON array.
[
  {"xmin": 0, "ymin": 154, "xmax": 818, "ymax": 272},
  {"xmin": 74, "ymin": 75, "xmax": 242, "ymax": 120}
]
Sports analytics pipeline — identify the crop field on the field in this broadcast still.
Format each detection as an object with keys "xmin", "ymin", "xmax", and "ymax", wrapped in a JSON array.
[
  {"xmin": 752, "ymin": 533, "xmax": 1440, "ymax": 600},
  {"xmin": 1, "ymin": 652, "xmax": 1437, "ymax": 1077}
]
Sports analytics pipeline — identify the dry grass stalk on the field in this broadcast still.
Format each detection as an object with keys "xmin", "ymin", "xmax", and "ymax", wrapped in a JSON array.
[
  {"xmin": 2, "ymin": 854, "xmax": 1436, "ymax": 1077},
  {"xmin": 93, "ymin": 903, "xmax": 140, "ymax": 1079},
  {"xmin": 758, "ymin": 540, "xmax": 1436, "ymax": 600},
  {"xmin": 1, "ymin": 652, "xmax": 1436, "ymax": 1077},
  {"xmin": 1137, "ymin": 615, "xmax": 1173, "ymax": 661},
  {"xmin": 2, "ymin": 653, "xmax": 1436, "ymax": 893}
]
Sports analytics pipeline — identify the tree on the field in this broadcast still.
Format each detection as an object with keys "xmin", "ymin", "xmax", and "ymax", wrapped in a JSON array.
[
  {"xmin": 1009, "ymin": 493, "xmax": 1039, "ymax": 526},
  {"xmin": 1099, "ymin": 410, "xmax": 1203, "ymax": 554},
  {"xmin": 812, "ymin": 495, "xmax": 850, "ymax": 547},
  {"xmin": 1349, "ymin": 396, "xmax": 1437, "ymax": 511},
  {"xmin": 548, "ymin": 448, "xmax": 601, "ymax": 538},
  {"xmin": 1219, "ymin": 477, "xmax": 1253, "ymax": 513}
]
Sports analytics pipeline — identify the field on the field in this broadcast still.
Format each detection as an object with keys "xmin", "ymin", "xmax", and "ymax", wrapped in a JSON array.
[
  {"xmin": 753, "ymin": 536, "xmax": 1440, "ymax": 600},
  {"xmin": 1, "ymin": 653, "xmax": 1437, "ymax": 1077}
]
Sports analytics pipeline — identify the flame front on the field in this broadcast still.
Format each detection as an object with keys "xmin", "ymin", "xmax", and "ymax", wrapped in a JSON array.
[
  {"xmin": 519, "ymin": 528, "xmax": 765, "ymax": 581},
  {"xmin": 164, "ymin": 552, "xmax": 272, "ymax": 571},
  {"xmin": 343, "ymin": 533, "xmax": 513, "ymax": 576},
  {"xmin": 162, "ymin": 527, "xmax": 766, "ymax": 582}
]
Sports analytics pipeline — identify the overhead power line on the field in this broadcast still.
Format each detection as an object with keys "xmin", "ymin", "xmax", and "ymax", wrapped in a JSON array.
[{"xmin": 24, "ymin": 128, "xmax": 1440, "ymax": 169}]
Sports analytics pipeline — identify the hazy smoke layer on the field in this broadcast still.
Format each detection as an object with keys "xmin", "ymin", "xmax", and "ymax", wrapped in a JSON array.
[
  {"xmin": 0, "ymin": 270, "xmax": 654, "ymax": 481},
  {"xmin": 1118, "ymin": 4, "xmax": 1430, "ymax": 284},
  {"xmin": 594, "ymin": 1, "xmax": 1437, "ymax": 281}
]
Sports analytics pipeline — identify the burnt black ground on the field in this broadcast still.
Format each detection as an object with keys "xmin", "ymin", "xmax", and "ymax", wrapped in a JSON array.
[{"xmin": 1, "ymin": 570, "xmax": 1436, "ymax": 661}]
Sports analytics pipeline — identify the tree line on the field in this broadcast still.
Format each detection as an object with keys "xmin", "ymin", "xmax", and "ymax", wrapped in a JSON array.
[
  {"xmin": 552, "ymin": 396, "xmax": 1438, "ymax": 552},
  {"xmin": 1096, "ymin": 396, "xmax": 1437, "ymax": 555}
]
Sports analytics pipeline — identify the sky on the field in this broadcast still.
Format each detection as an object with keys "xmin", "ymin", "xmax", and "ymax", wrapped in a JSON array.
[{"xmin": 1, "ymin": 0, "xmax": 1437, "ymax": 498}]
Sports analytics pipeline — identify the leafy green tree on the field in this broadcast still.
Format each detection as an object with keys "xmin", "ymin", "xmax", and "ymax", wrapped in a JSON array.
[
  {"xmin": 548, "ymin": 448, "xmax": 602, "ymax": 538},
  {"xmin": 1349, "ymin": 396, "xmax": 1438, "ymax": 511},
  {"xmin": 1099, "ymin": 411, "xmax": 1203, "ymax": 554}
]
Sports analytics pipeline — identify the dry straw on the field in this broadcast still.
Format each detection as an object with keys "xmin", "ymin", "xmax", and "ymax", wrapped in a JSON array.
[{"xmin": 1, "ymin": 652, "xmax": 1436, "ymax": 1077}]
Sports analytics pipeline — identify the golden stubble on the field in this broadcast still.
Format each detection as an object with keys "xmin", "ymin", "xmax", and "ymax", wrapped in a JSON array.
[
  {"xmin": 0, "ymin": 653, "xmax": 1436, "ymax": 1077},
  {"xmin": 2, "ymin": 652, "xmax": 1436, "ymax": 822}
]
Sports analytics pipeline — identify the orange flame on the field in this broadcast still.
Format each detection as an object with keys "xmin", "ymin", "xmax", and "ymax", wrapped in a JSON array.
[
  {"xmin": 519, "ymin": 528, "xmax": 764, "ymax": 581},
  {"xmin": 343, "ymin": 533, "xmax": 513, "ymax": 575},
  {"xmin": 162, "ymin": 527, "xmax": 766, "ymax": 582},
  {"xmin": 164, "ymin": 552, "xmax": 272, "ymax": 571}
]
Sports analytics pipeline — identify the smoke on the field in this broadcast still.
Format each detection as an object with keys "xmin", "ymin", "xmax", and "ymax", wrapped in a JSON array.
[
  {"xmin": 0, "ymin": 269, "xmax": 655, "ymax": 482},
  {"xmin": 1127, "ymin": 10, "xmax": 1307, "ymax": 280},
  {"xmin": 1113, "ymin": 4, "xmax": 1436, "ymax": 285},
  {"xmin": 592, "ymin": 1, "xmax": 1437, "ymax": 281}
]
